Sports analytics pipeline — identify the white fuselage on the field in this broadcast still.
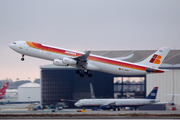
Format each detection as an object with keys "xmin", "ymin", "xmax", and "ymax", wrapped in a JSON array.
[
  {"xmin": 9, "ymin": 41, "xmax": 164, "ymax": 75},
  {"xmin": 75, "ymin": 98, "xmax": 159, "ymax": 108}
]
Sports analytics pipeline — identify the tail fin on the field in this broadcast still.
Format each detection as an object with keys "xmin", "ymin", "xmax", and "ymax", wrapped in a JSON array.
[
  {"xmin": 0, "ymin": 82, "xmax": 9, "ymax": 96},
  {"xmin": 138, "ymin": 47, "xmax": 170, "ymax": 68},
  {"xmin": 145, "ymin": 87, "xmax": 158, "ymax": 99},
  {"xmin": 90, "ymin": 83, "xmax": 95, "ymax": 99},
  {"xmin": 169, "ymin": 95, "xmax": 174, "ymax": 104},
  {"xmin": 166, "ymin": 94, "xmax": 180, "ymax": 105}
]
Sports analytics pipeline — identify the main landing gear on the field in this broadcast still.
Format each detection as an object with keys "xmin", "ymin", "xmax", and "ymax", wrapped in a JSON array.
[
  {"xmin": 21, "ymin": 54, "xmax": 25, "ymax": 61},
  {"xmin": 76, "ymin": 70, "xmax": 93, "ymax": 78}
]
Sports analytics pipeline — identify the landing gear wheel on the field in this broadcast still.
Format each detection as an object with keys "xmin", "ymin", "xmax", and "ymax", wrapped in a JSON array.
[
  {"xmin": 21, "ymin": 54, "xmax": 25, "ymax": 61},
  {"xmin": 85, "ymin": 70, "xmax": 93, "ymax": 77},
  {"xmin": 76, "ymin": 70, "xmax": 93, "ymax": 77},
  {"xmin": 84, "ymin": 70, "xmax": 89, "ymax": 75},
  {"xmin": 84, "ymin": 71, "xmax": 88, "ymax": 75},
  {"xmin": 76, "ymin": 70, "xmax": 80, "ymax": 74}
]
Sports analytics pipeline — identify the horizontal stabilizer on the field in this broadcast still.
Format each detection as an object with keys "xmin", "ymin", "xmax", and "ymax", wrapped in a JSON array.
[{"xmin": 113, "ymin": 53, "xmax": 134, "ymax": 60}]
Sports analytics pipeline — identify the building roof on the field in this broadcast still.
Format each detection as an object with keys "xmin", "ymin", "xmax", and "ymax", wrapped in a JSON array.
[
  {"xmin": 40, "ymin": 49, "xmax": 180, "ymax": 69},
  {"xmin": 18, "ymin": 83, "xmax": 40, "ymax": 88}
]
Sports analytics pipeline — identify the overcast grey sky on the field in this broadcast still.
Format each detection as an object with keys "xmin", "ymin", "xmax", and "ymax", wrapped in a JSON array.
[{"xmin": 1, "ymin": 0, "xmax": 180, "ymax": 81}]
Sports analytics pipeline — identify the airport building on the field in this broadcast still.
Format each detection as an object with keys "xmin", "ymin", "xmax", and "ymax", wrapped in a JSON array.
[
  {"xmin": 2, "ymin": 83, "xmax": 41, "ymax": 103},
  {"xmin": 40, "ymin": 49, "xmax": 180, "ymax": 107},
  {"xmin": 18, "ymin": 83, "xmax": 40, "ymax": 102}
]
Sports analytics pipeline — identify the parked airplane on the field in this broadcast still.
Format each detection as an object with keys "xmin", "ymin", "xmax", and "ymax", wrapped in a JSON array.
[
  {"xmin": 0, "ymin": 82, "xmax": 9, "ymax": 100},
  {"xmin": 9, "ymin": 41, "xmax": 170, "ymax": 77},
  {"xmin": 75, "ymin": 87, "xmax": 159, "ymax": 111},
  {"xmin": 157, "ymin": 94, "xmax": 180, "ymax": 106}
]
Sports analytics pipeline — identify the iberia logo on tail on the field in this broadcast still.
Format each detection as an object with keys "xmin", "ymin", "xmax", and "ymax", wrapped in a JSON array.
[{"xmin": 149, "ymin": 54, "xmax": 162, "ymax": 64}]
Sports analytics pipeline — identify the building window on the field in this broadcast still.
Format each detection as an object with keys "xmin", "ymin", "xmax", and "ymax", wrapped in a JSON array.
[{"xmin": 114, "ymin": 77, "xmax": 145, "ymax": 99}]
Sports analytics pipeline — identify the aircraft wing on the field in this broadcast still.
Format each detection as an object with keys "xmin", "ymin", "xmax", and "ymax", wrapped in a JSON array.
[
  {"xmin": 100, "ymin": 102, "xmax": 117, "ymax": 109},
  {"xmin": 106, "ymin": 102, "xmax": 116, "ymax": 106},
  {"xmin": 166, "ymin": 94, "xmax": 180, "ymax": 96},
  {"xmin": 74, "ymin": 51, "xmax": 91, "ymax": 62},
  {"xmin": 103, "ymin": 102, "xmax": 117, "ymax": 107},
  {"xmin": 112, "ymin": 53, "xmax": 134, "ymax": 60}
]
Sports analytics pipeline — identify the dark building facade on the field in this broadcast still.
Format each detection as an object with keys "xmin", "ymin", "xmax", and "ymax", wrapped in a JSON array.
[{"xmin": 40, "ymin": 65, "xmax": 146, "ymax": 108}]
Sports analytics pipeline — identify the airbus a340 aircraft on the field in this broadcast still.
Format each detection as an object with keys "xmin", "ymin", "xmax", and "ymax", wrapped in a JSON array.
[
  {"xmin": 75, "ymin": 87, "xmax": 159, "ymax": 111},
  {"xmin": 9, "ymin": 41, "xmax": 170, "ymax": 77}
]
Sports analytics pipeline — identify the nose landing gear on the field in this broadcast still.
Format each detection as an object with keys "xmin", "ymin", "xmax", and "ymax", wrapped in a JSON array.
[{"xmin": 21, "ymin": 54, "xmax": 25, "ymax": 61}]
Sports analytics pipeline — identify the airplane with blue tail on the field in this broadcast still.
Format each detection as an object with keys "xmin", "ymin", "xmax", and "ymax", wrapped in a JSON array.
[{"xmin": 75, "ymin": 87, "xmax": 159, "ymax": 111}]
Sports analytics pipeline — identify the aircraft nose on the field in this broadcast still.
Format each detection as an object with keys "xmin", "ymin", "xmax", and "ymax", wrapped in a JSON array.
[
  {"xmin": 9, "ymin": 43, "xmax": 17, "ymax": 50},
  {"xmin": 74, "ymin": 102, "xmax": 79, "ymax": 107},
  {"xmin": 9, "ymin": 43, "xmax": 13, "ymax": 49},
  {"xmin": 74, "ymin": 102, "xmax": 77, "ymax": 106}
]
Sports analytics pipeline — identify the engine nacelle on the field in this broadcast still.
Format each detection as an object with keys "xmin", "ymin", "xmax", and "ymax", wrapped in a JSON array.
[
  {"xmin": 53, "ymin": 59, "xmax": 67, "ymax": 66},
  {"xmin": 62, "ymin": 57, "xmax": 77, "ymax": 65}
]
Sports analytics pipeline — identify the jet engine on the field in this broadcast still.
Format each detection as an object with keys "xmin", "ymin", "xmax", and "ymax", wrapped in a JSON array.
[
  {"xmin": 62, "ymin": 57, "xmax": 77, "ymax": 65},
  {"xmin": 53, "ymin": 59, "xmax": 67, "ymax": 66}
]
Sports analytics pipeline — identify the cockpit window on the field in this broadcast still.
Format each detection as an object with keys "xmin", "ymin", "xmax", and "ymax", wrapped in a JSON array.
[{"xmin": 13, "ymin": 42, "xmax": 16, "ymax": 44}]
